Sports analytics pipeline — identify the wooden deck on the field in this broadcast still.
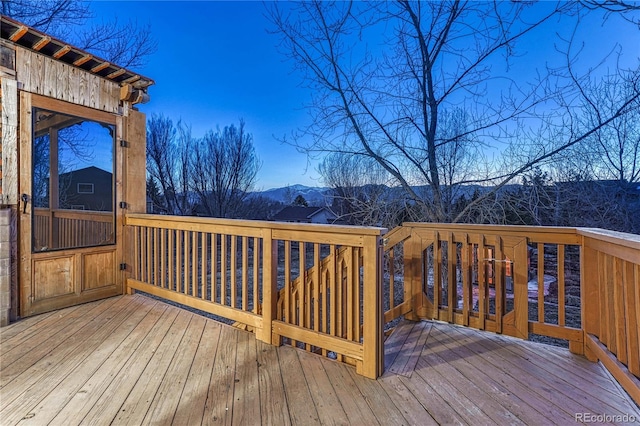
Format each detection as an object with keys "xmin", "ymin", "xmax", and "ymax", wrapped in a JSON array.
[{"xmin": 1, "ymin": 294, "xmax": 638, "ymax": 425}]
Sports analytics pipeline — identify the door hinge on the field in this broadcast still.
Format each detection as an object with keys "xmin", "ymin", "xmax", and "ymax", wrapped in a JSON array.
[
  {"xmin": 119, "ymin": 201, "xmax": 127, "ymax": 209},
  {"xmin": 120, "ymin": 263, "xmax": 127, "ymax": 271},
  {"xmin": 120, "ymin": 140, "xmax": 129, "ymax": 148}
]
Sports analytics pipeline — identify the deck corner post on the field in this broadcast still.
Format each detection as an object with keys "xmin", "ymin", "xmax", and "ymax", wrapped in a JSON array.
[
  {"xmin": 257, "ymin": 229, "xmax": 279, "ymax": 346},
  {"xmin": 580, "ymin": 238, "xmax": 599, "ymax": 358},
  {"xmin": 513, "ymin": 239, "xmax": 529, "ymax": 340},
  {"xmin": 404, "ymin": 229, "xmax": 420, "ymax": 321},
  {"xmin": 361, "ymin": 233, "xmax": 384, "ymax": 379}
]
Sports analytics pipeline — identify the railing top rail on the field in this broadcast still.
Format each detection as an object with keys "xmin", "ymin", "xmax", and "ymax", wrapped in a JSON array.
[
  {"xmin": 402, "ymin": 222, "xmax": 580, "ymax": 236},
  {"xmin": 125, "ymin": 213, "xmax": 387, "ymax": 237},
  {"xmin": 578, "ymin": 227, "xmax": 640, "ymax": 252}
]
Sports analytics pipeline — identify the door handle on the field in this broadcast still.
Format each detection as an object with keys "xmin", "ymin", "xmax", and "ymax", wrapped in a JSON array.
[{"xmin": 21, "ymin": 194, "xmax": 29, "ymax": 214}]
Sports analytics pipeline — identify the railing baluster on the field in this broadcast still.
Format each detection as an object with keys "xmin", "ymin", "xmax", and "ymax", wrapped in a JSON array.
[
  {"xmin": 613, "ymin": 257, "xmax": 625, "ymax": 362},
  {"xmin": 242, "ymin": 236, "xmax": 248, "ymax": 311},
  {"xmin": 167, "ymin": 229, "xmax": 173, "ymax": 291},
  {"xmin": 346, "ymin": 248, "xmax": 354, "ymax": 342},
  {"xmin": 221, "ymin": 234, "xmax": 227, "ymax": 306},
  {"xmin": 494, "ymin": 236, "xmax": 503, "ymax": 332},
  {"xmin": 478, "ymin": 238, "xmax": 486, "ymax": 329},
  {"xmin": 212, "ymin": 234, "xmax": 218, "ymax": 303},
  {"xmin": 537, "ymin": 243, "xmax": 545, "ymax": 324},
  {"xmin": 558, "ymin": 244, "xmax": 565, "ymax": 327},
  {"xmin": 191, "ymin": 231, "xmax": 197, "ymax": 297},
  {"xmin": 462, "ymin": 234, "xmax": 471, "ymax": 327},
  {"xmin": 201, "ymin": 232, "xmax": 207, "ymax": 300},
  {"xmin": 253, "ymin": 237, "xmax": 260, "ymax": 314},
  {"xmin": 313, "ymin": 243, "xmax": 320, "ymax": 336},
  {"xmin": 447, "ymin": 232, "xmax": 455, "ymax": 322},
  {"xmin": 231, "ymin": 235, "xmax": 237, "ymax": 308}
]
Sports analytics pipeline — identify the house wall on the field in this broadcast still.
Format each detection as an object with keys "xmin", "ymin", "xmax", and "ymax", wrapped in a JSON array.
[
  {"xmin": 0, "ymin": 40, "xmax": 146, "ymax": 324},
  {"xmin": 1, "ymin": 43, "xmax": 19, "ymax": 323},
  {"xmin": 310, "ymin": 210, "xmax": 337, "ymax": 224},
  {"xmin": 0, "ymin": 209, "xmax": 10, "ymax": 325},
  {"xmin": 15, "ymin": 47, "xmax": 120, "ymax": 113}
]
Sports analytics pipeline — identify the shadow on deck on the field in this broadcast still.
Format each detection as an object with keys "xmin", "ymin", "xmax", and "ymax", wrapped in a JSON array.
[{"xmin": 1, "ymin": 294, "xmax": 638, "ymax": 425}]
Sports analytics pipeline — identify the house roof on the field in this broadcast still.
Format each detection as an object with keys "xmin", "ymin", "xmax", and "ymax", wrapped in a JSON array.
[
  {"xmin": 272, "ymin": 206, "xmax": 333, "ymax": 222},
  {"xmin": 59, "ymin": 166, "xmax": 112, "ymax": 177},
  {"xmin": 0, "ymin": 14, "xmax": 154, "ymax": 89}
]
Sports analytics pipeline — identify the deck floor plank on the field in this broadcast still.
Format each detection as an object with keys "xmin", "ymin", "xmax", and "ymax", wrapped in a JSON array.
[
  {"xmin": 173, "ymin": 320, "xmax": 222, "ymax": 426},
  {"xmin": 1, "ymin": 295, "xmax": 639, "ymax": 426},
  {"xmin": 68, "ymin": 304, "xmax": 178, "ymax": 426},
  {"xmin": 0, "ymin": 296, "xmax": 141, "ymax": 421},
  {"xmin": 142, "ymin": 314, "xmax": 207, "ymax": 426},
  {"xmin": 297, "ymin": 349, "xmax": 350, "ymax": 425},
  {"xmin": 18, "ymin": 298, "xmax": 160, "ymax": 426},
  {"xmin": 377, "ymin": 373, "xmax": 441, "ymax": 425},
  {"xmin": 450, "ymin": 324, "xmax": 640, "ymax": 417},
  {"xmin": 0, "ymin": 296, "xmax": 123, "ymax": 375},
  {"xmin": 416, "ymin": 335, "xmax": 527, "ymax": 425},
  {"xmin": 112, "ymin": 308, "xmax": 193, "ymax": 426},
  {"xmin": 255, "ymin": 340, "xmax": 291, "ymax": 426},
  {"xmin": 383, "ymin": 317, "xmax": 415, "ymax": 371},
  {"xmin": 386, "ymin": 320, "xmax": 432, "ymax": 377},
  {"xmin": 439, "ymin": 323, "xmax": 594, "ymax": 421},
  {"xmin": 231, "ymin": 330, "xmax": 261, "ymax": 426},
  {"xmin": 202, "ymin": 325, "xmax": 239, "ymax": 426},
  {"xmin": 277, "ymin": 346, "xmax": 321, "ymax": 425},
  {"xmin": 423, "ymin": 323, "xmax": 561, "ymax": 425},
  {"xmin": 320, "ymin": 355, "xmax": 381, "ymax": 425},
  {"xmin": 496, "ymin": 331, "xmax": 628, "ymax": 396},
  {"xmin": 345, "ymin": 366, "xmax": 410, "ymax": 426},
  {"xmin": 0, "ymin": 305, "xmax": 79, "ymax": 349}
]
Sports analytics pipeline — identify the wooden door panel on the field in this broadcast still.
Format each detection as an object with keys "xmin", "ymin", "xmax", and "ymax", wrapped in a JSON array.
[
  {"xmin": 33, "ymin": 256, "xmax": 74, "ymax": 299},
  {"xmin": 82, "ymin": 251, "xmax": 116, "ymax": 291}
]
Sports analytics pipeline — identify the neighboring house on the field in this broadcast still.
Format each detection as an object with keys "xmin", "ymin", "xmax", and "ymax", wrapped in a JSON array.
[
  {"xmin": 272, "ymin": 206, "xmax": 337, "ymax": 224},
  {"xmin": 59, "ymin": 166, "xmax": 113, "ymax": 211}
]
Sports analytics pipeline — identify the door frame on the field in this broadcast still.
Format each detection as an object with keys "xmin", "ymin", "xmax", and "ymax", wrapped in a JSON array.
[{"xmin": 18, "ymin": 92, "xmax": 125, "ymax": 317}]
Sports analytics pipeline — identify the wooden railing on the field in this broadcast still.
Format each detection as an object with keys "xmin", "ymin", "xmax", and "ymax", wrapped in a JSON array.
[
  {"xmin": 580, "ymin": 228, "xmax": 640, "ymax": 404},
  {"xmin": 34, "ymin": 208, "xmax": 113, "ymax": 250},
  {"xmin": 383, "ymin": 223, "xmax": 639, "ymax": 404},
  {"xmin": 124, "ymin": 214, "xmax": 386, "ymax": 378},
  {"xmin": 383, "ymin": 224, "xmax": 583, "ymax": 345},
  {"xmin": 122, "ymin": 215, "xmax": 638, "ymax": 400}
]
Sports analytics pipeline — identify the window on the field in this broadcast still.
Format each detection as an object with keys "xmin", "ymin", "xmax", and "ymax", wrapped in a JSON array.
[
  {"xmin": 77, "ymin": 183, "xmax": 94, "ymax": 194},
  {"xmin": 32, "ymin": 107, "xmax": 115, "ymax": 251}
]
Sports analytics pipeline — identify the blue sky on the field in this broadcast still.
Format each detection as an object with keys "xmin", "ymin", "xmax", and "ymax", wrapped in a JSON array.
[
  {"xmin": 91, "ymin": 1, "xmax": 316, "ymax": 190},
  {"xmin": 88, "ymin": 1, "xmax": 639, "ymax": 190}
]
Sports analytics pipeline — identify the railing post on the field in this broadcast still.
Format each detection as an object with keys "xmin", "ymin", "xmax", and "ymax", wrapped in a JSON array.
[
  {"xmin": 404, "ymin": 229, "xmax": 421, "ymax": 321},
  {"xmin": 360, "ymin": 234, "xmax": 384, "ymax": 379},
  {"xmin": 257, "ymin": 229, "xmax": 279, "ymax": 345},
  {"xmin": 581, "ymin": 238, "xmax": 599, "ymax": 361},
  {"xmin": 512, "ymin": 239, "xmax": 529, "ymax": 340}
]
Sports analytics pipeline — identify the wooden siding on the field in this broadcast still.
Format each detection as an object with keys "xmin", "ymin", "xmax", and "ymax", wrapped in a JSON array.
[
  {"xmin": 1, "ymin": 77, "xmax": 18, "ymax": 205},
  {"xmin": 15, "ymin": 47, "xmax": 120, "ymax": 113},
  {"xmin": 1, "ymin": 294, "xmax": 638, "ymax": 425}
]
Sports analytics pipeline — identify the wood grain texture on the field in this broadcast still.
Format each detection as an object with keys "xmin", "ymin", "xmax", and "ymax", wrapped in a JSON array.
[
  {"xmin": 1, "ymin": 295, "xmax": 638, "ymax": 426},
  {"xmin": 14, "ymin": 46, "xmax": 119, "ymax": 113},
  {"xmin": 1, "ymin": 77, "xmax": 18, "ymax": 204}
]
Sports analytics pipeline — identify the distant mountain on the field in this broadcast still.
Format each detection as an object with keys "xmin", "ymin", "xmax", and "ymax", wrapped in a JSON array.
[
  {"xmin": 251, "ymin": 185, "xmax": 332, "ymax": 206},
  {"xmin": 251, "ymin": 183, "xmax": 527, "ymax": 206}
]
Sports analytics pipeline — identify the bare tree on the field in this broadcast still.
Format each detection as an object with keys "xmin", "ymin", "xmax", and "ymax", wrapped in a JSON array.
[
  {"xmin": 191, "ymin": 120, "xmax": 261, "ymax": 218},
  {"xmin": 2, "ymin": 0, "xmax": 156, "ymax": 68},
  {"xmin": 319, "ymin": 152, "xmax": 405, "ymax": 227},
  {"xmin": 268, "ymin": 1, "xmax": 640, "ymax": 224},
  {"xmin": 146, "ymin": 114, "xmax": 194, "ymax": 215},
  {"xmin": 577, "ymin": 74, "xmax": 640, "ymax": 184}
]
